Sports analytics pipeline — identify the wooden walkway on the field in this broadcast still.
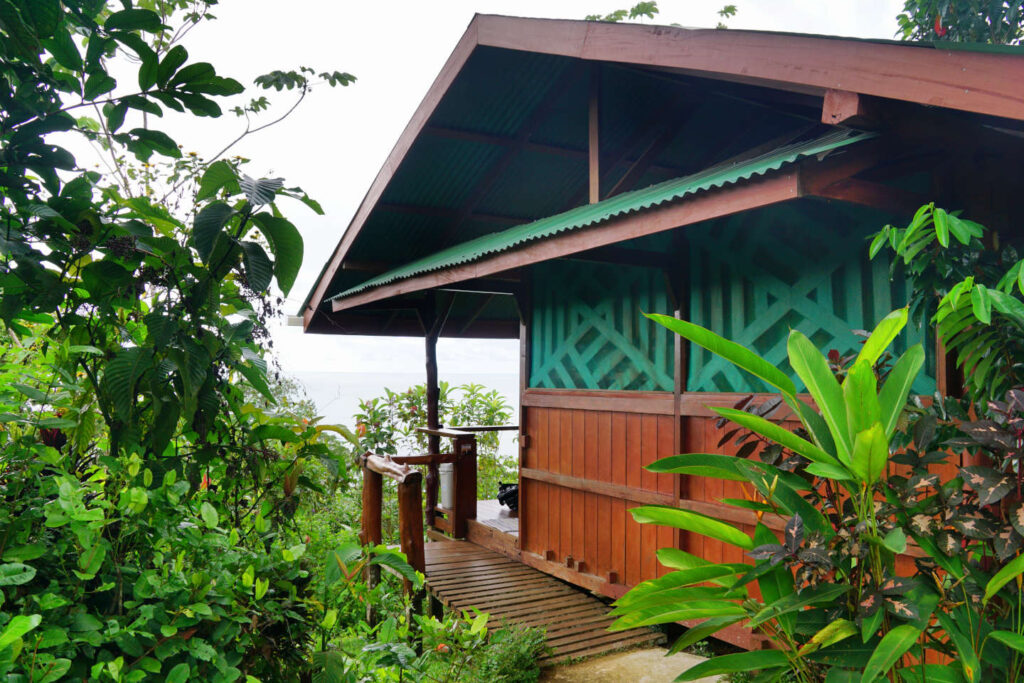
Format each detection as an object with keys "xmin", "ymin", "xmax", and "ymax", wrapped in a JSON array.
[{"xmin": 424, "ymin": 541, "xmax": 664, "ymax": 666}]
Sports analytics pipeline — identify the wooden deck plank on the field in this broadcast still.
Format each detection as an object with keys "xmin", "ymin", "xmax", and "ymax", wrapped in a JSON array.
[{"xmin": 424, "ymin": 541, "xmax": 663, "ymax": 667}]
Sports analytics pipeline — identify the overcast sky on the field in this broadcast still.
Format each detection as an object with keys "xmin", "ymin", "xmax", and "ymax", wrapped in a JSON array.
[{"xmin": 168, "ymin": 0, "xmax": 904, "ymax": 376}]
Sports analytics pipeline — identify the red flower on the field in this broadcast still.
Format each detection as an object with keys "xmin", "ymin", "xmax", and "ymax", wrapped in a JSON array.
[
  {"xmin": 934, "ymin": 15, "xmax": 947, "ymax": 37},
  {"xmin": 435, "ymin": 643, "xmax": 450, "ymax": 654},
  {"xmin": 200, "ymin": 474, "xmax": 210, "ymax": 491},
  {"xmin": 356, "ymin": 423, "xmax": 367, "ymax": 437},
  {"xmin": 827, "ymin": 349, "xmax": 841, "ymax": 363}
]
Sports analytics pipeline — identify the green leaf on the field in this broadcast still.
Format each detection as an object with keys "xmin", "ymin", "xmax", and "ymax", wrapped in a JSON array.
[
  {"xmin": 629, "ymin": 506, "xmax": 752, "ymax": 549},
  {"xmin": 971, "ymin": 283, "xmax": 992, "ymax": 325},
  {"xmin": 101, "ymin": 348, "xmax": 152, "ymax": 418},
  {"xmin": 861, "ymin": 625, "xmax": 921, "ymax": 683},
  {"xmin": 936, "ymin": 611, "xmax": 980, "ymax": 683},
  {"xmin": 805, "ymin": 462, "xmax": 855, "ymax": 480},
  {"xmin": 615, "ymin": 567, "xmax": 738, "ymax": 608},
  {"xmin": 674, "ymin": 650, "xmax": 789, "ymax": 681},
  {"xmin": 157, "ymin": 45, "xmax": 188, "ymax": 86},
  {"xmin": 242, "ymin": 565, "xmax": 254, "ymax": 588},
  {"xmin": 668, "ymin": 616, "xmax": 743, "ymax": 655},
  {"xmin": 196, "ymin": 160, "xmax": 239, "ymax": 202},
  {"xmin": 849, "ymin": 423, "xmax": 888, "ymax": 485},
  {"xmin": 799, "ymin": 619, "xmax": 857, "ymax": 656},
  {"xmin": 878, "ymin": 345, "xmax": 924, "ymax": 439},
  {"xmin": 199, "ymin": 502, "xmax": 218, "ymax": 529},
  {"xmin": 747, "ymin": 583, "xmax": 851, "ymax": 628},
  {"xmin": 843, "ymin": 361, "xmax": 880, "ymax": 442},
  {"xmin": 984, "ymin": 552, "xmax": 1024, "ymax": 606},
  {"xmin": 753, "ymin": 524, "xmax": 794, "ymax": 634},
  {"xmin": 254, "ymin": 577, "xmax": 269, "ymax": 600},
  {"xmin": 236, "ymin": 361, "xmax": 276, "ymax": 404},
  {"xmin": 0, "ymin": 614, "xmax": 40, "ymax": 650},
  {"xmin": 610, "ymin": 600, "xmax": 745, "ymax": 630},
  {"xmin": 933, "ymin": 207, "xmax": 950, "ymax": 247},
  {"xmin": 240, "ymin": 175, "xmax": 284, "ymax": 206},
  {"xmin": 250, "ymin": 424, "xmax": 300, "ymax": 443},
  {"xmin": 882, "ymin": 528, "xmax": 907, "ymax": 554},
  {"xmin": 251, "ymin": 214, "xmax": 303, "ymax": 295},
  {"xmin": 241, "ymin": 241, "xmax": 273, "ymax": 292},
  {"xmin": 645, "ymin": 453, "xmax": 746, "ymax": 481},
  {"xmin": 165, "ymin": 662, "xmax": 190, "ymax": 683},
  {"xmin": 989, "ymin": 630, "xmax": 1024, "ymax": 654},
  {"xmin": 129, "ymin": 128, "xmax": 181, "ymax": 158},
  {"xmin": 713, "ymin": 407, "xmax": 841, "ymax": 469},
  {"xmin": 36, "ymin": 658, "xmax": 71, "ymax": 683},
  {"xmin": 43, "ymin": 26, "xmax": 82, "ymax": 70},
  {"xmin": 788, "ymin": 329, "xmax": 851, "ymax": 461},
  {"xmin": 645, "ymin": 313, "xmax": 796, "ymax": 396},
  {"xmin": 193, "ymin": 202, "xmax": 234, "ymax": 263},
  {"xmin": 106, "ymin": 9, "xmax": 163, "ymax": 32},
  {"xmin": 857, "ymin": 308, "xmax": 908, "ymax": 367},
  {"xmin": 898, "ymin": 665, "xmax": 964, "ymax": 683}
]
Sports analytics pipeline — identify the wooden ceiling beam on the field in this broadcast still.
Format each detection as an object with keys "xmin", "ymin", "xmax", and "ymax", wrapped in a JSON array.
[
  {"xmin": 561, "ymin": 245, "xmax": 676, "ymax": 270},
  {"xmin": 810, "ymin": 178, "xmax": 929, "ymax": 216},
  {"xmin": 377, "ymin": 202, "xmax": 523, "ymax": 226}
]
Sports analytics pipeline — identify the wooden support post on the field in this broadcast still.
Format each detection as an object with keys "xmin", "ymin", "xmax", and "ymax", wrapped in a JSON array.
[
  {"xmin": 451, "ymin": 434, "xmax": 478, "ymax": 538},
  {"xmin": 588, "ymin": 64, "xmax": 600, "ymax": 204},
  {"xmin": 397, "ymin": 469, "xmax": 426, "ymax": 597},
  {"xmin": 424, "ymin": 330, "xmax": 440, "ymax": 528},
  {"xmin": 360, "ymin": 456, "xmax": 383, "ymax": 627}
]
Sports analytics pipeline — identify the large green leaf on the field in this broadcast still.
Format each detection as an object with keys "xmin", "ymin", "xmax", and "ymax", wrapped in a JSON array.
[
  {"xmin": 674, "ymin": 650, "xmax": 790, "ymax": 682},
  {"xmin": 860, "ymin": 624, "xmax": 921, "ymax": 682},
  {"xmin": 849, "ymin": 423, "xmax": 888, "ymax": 485},
  {"xmin": 0, "ymin": 563, "xmax": 36, "ymax": 586},
  {"xmin": 788, "ymin": 329, "xmax": 850, "ymax": 461},
  {"xmin": 0, "ymin": 614, "xmax": 41, "ymax": 650},
  {"xmin": 629, "ymin": 506, "xmax": 752, "ymax": 549},
  {"xmin": 747, "ymin": 583, "xmax": 851, "ymax": 628},
  {"xmin": 898, "ymin": 665, "xmax": 965, "ymax": 683},
  {"xmin": 984, "ymin": 552, "xmax": 1024, "ymax": 606},
  {"xmin": 645, "ymin": 453, "xmax": 746, "ymax": 481},
  {"xmin": 989, "ymin": 630, "xmax": 1024, "ymax": 655},
  {"xmin": 799, "ymin": 619, "xmax": 857, "ymax": 656},
  {"xmin": 251, "ymin": 213, "xmax": 304, "ymax": 295},
  {"xmin": 241, "ymin": 241, "xmax": 273, "ymax": 292},
  {"xmin": 609, "ymin": 600, "xmax": 745, "ymax": 630},
  {"xmin": 196, "ymin": 159, "xmax": 239, "ymax": 202},
  {"xmin": 193, "ymin": 202, "xmax": 234, "ymax": 263},
  {"xmin": 935, "ymin": 611, "xmax": 980, "ymax": 683},
  {"xmin": 843, "ymin": 361, "xmax": 880, "ymax": 441},
  {"xmin": 101, "ymin": 348, "xmax": 153, "ymax": 418},
  {"xmin": 645, "ymin": 313, "xmax": 796, "ymax": 396},
  {"xmin": 240, "ymin": 175, "xmax": 284, "ymax": 205},
  {"xmin": 878, "ymin": 345, "xmax": 924, "ymax": 438},
  {"xmin": 857, "ymin": 308, "xmax": 908, "ymax": 367},
  {"xmin": 667, "ymin": 616, "xmax": 743, "ymax": 655},
  {"xmin": 713, "ymin": 407, "xmax": 841, "ymax": 468},
  {"xmin": 615, "ymin": 566, "xmax": 741, "ymax": 607}
]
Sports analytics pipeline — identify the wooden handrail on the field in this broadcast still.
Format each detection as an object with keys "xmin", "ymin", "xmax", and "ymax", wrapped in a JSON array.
[
  {"xmin": 361, "ymin": 453, "xmax": 418, "ymax": 484},
  {"xmin": 448, "ymin": 424, "xmax": 519, "ymax": 432},
  {"xmin": 415, "ymin": 426, "xmax": 474, "ymax": 439},
  {"xmin": 391, "ymin": 452, "xmax": 458, "ymax": 465}
]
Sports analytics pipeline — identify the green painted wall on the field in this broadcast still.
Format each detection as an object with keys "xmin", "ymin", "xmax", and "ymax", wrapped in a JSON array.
[
  {"xmin": 529, "ymin": 260, "xmax": 675, "ymax": 391},
  {"xmin": 528, "ymin": 201, "xmax": 935, "ymax": 395},
  {"xmin": 686, "ymin": 202, "xmax": 935, "ymax": 394}
]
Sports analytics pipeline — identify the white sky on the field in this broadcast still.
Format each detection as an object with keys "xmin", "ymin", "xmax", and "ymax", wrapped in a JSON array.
[{"xmin": 154, "ymin": 0, "xmax": 904, "ymax": 375}]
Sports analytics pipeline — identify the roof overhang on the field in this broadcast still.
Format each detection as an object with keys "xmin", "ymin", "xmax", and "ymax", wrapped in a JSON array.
[{"xmin": 303, "ymin": 14, "xmax": 1024, "ymax": 332}]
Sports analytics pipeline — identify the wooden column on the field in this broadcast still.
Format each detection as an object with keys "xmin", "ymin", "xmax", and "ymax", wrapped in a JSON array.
[
  {"xmin": 397, "ymin": 469, "xmax": 426, "ymax": 592},
  {"xmin": 588, "ymin": 64, "xmax": 600, "ymax": 204},
  {"xmin": 360, "ymin": 456, "xmax": 383, "ymax": 626},
  {"xmin": 424, "ymin": 329, "xmax": 441, "ymax": 527},
  {"xmin": 451, "ymin": 434, "xmax": 478, "ymax": 538}
]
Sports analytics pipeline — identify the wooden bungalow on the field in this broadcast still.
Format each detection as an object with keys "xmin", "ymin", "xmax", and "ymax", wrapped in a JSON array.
[{"xmin": 302, "ymin": 15, "xmax": 1024, "ymax": 651}]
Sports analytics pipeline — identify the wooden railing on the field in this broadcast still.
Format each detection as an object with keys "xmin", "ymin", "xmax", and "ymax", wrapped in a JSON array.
[{"xmin": 359, "ymin": 453, "xmax": 425, "ymax": 625}]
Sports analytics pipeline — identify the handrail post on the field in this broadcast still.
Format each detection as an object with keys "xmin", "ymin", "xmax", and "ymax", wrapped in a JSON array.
[
  {"xmin": 360, "ymin": 454, "xmax": 383, "ymax": 627},
  {"xmin": 451, "ymin": 434, "xmax": 477, "ymax": 538},
  {"xmin": 397, "ymin": 468, "xmax": 426, "ymax": 621}
]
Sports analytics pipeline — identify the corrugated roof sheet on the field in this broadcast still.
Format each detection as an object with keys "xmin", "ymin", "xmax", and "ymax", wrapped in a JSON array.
[{"xmin": 329, "ymin": 129, "xmax": 874, "ymax": 303}]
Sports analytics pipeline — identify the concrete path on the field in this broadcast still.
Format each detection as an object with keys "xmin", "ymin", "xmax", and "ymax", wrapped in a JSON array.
[{"xmin": 540, "ymin": 647, "xmax": 723, "ymax": 682}]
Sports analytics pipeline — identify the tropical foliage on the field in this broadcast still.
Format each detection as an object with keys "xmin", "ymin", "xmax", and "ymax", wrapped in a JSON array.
[{"xmin": 897, "ymin": 0, "xmax": 1024, "ymax": 44}]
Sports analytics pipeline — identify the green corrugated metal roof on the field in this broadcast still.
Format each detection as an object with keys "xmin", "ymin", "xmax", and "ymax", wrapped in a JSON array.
[{"xmin": 328, "ymin": 129, "xmax": 874, "ymax": 303}]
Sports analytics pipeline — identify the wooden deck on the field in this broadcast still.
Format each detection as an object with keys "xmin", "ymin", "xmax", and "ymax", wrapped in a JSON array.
[{"xmin": 424, "ymin": 540, "xmax": 664, "ymax": 666}]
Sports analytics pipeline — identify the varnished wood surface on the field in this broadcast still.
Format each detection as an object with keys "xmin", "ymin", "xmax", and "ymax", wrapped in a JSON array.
[{"xmin": 424, "ymin": 541, "xmax": 663, "ymax": 666}]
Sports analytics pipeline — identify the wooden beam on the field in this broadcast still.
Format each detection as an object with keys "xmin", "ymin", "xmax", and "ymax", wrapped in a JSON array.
[
  {"xmin": 332, "ymin": 169, "xmax": 800, "ymax": 312},
  {"xmin": 521, "ymin": 467, "xmax": 674, "ymax": 506},
  {"xmin": 522, "ymin": 388, "xmax": 676, "ymax": 415},
  {"xmin": 588, "ymin": 64, "xmax": 600, "ymax": 204},
  {"xmin": 475, "ymin": 15, "xmax": 1024, "ymax": 121},
  {"xmin": 822, "ymin": 89, "xmax": 872, "ymax": 127},
  {"xmin": 811, "ymin": 178, "xmax": 928, "ymax": 216},
  {"xmin": 605, "ymin": 122, "xmax": 678, "ymax": 198},
  {"xmin": 378, "ymin": 202, "xmax": 523, "ymax": 227}
]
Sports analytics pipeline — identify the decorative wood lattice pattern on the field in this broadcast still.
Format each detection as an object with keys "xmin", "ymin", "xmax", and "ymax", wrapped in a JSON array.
[
  {"xmin": 529, "ymin": 260, "xmax": 674, "ymax": 391},
  {"xmin": 687, "ymin": 204, "xmax": 935, "ymax": 393}
]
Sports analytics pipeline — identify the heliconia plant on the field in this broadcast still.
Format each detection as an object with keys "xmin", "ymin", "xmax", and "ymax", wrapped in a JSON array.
[{"xmin": 611, "ymin": 307, "xmax": 1024, "ymax": 682}]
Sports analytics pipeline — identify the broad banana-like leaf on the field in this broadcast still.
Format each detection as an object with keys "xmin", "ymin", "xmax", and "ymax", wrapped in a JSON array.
[
  {"xmin": 878, "ymin": 345, "xmax": 924, "ymax": 439},
  {"xmin": 645, "ymin": 313, "xmax": 796, "ymax": 396},
  {"xmin": 798, "ymin": 619, "xmax": 857, "ymax": 656},
  {"xmin": 713, "ymin": 407, "xmax": 841, "ymax": 468},
  {"xmin": 668, "ymin": 616, "xmax": 744, "ymax": 655},
  {"xmin": 788, "ymin": 330, "xmax": 851, "ymax": 462},
  {"xmin": 860, "ymin": 624, "xmax": 922, "ymax": 683},
  {"xmin": 843, "ymin": 360, "xmax": 880, "ymax": 439},
  {"xmin": 645, "ymin": 453, "xmax": 746, "ymax": 481},
  {"xmin": 747, "ymin": 583, "xmax": 851, "ymax": 628},
  {"xmin": 614, "ymin": 566, "xmax": 740, "ymax": 608},
  {"xmin": 936, "ymin": 611, "xmax": 980, "ymax": 683},
  {"xmin": 629, "ymin": 506, "xmax": 752, "ymax": 549},
  {"xmin": 857, "ymin": 308, "xmax": 908, "ymax": 367},
  {"xmin": 608, "ymin": 600, "xmax": 745, "ymax": 630},
  {"xmin": 850, "ymin": 423, "xmax": 888, "ymax": 485},
  {"xmin": 674, "ymin": 650, "xmax": 789, "ymax": 682},
  {"xmin": 984, "ymin": 552, "xmax": 1024, "ymax": 606}
]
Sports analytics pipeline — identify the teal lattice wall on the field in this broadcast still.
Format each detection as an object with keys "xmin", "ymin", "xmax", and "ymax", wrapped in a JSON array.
[
  {"xmin": 529, "ymin": 260, "xmax": 675, "ymax": 391},
  {"xmin": 686, "ymin": 202, "xmax": 935, "ymax": 394}
]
